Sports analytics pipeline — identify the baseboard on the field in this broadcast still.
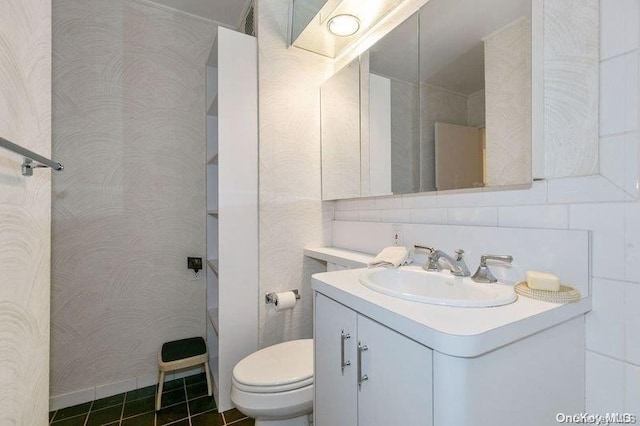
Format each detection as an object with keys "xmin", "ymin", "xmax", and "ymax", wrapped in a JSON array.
[{"xmin": 49, "ymin": 366, "xmax": 204, "ymax": 411}]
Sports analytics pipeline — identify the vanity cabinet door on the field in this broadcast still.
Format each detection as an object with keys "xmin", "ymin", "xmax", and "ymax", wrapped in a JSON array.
[
  {"xmin": 357, "ymin": 315, "xmax": 433, "ymax": 426},
  {"xmin": 314, "ymin": 293, "xmax": 358, "ymax": 426}
]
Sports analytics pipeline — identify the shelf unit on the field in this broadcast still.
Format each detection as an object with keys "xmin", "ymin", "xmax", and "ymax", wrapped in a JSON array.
[{"xmin": 205, "ymin": 27, "xmax": 258, "ymax": 412}]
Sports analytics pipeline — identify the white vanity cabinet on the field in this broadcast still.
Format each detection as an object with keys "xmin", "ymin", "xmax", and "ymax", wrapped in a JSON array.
[
  {"xmin": 314, "ymin": 293, "xmax": 433, "ymax": 426},
  {"xmin": 312, "ymin": 266, "xmax": 589, "ymax": 426}
]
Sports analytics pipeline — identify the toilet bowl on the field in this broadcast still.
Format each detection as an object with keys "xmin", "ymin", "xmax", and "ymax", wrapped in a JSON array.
[{"xmin": 231, "ymin": 339, "xmax": 313, "ymax": 426}]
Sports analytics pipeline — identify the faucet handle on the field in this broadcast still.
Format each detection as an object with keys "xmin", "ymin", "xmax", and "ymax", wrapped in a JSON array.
[
  {"xmin": 479, "ymin": 254, "xmax": 513, "ymax": 266},
  {"xmin": 455, "ymin": 249, "xmax": 465, "ymax": 261},
  {"xmin": 414, "ymin": 244, "xmax": 435, "ymax": 253},
  {"xmin": 472, "ymin": 254, "xmax": 513, "ymax": 283},
  {"xmin": 414, "ymin": 245, "xmax": 440, "ymax": 271}
]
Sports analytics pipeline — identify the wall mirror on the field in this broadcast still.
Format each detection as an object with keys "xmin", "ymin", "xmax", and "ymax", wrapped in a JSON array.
[
  {"xmin": 321, "ymin": 59, "xmax": 361, "ymax": 200},
  {"xmin": 321, "ymin": 0, "xmax": 534, "ymax": 200}
]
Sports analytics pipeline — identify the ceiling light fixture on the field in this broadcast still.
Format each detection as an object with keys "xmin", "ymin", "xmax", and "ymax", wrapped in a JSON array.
[{"xmin": 327, "ymin": 14, "xmax": 361, "ymax": 37}]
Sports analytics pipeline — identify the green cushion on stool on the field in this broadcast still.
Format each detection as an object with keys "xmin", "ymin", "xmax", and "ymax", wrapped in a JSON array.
[{"xmin": 161, "ymin": 337, "xmax": 206, "ymax": 363}]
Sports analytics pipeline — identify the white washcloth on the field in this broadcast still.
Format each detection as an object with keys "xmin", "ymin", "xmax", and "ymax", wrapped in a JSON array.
[{"xmin": 368, "ymin": 246, "xmax": 411, "ymax": 268}]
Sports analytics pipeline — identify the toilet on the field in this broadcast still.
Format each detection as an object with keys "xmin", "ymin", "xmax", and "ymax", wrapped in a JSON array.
[{"xmin": 231, "ymin": 339, "xmax": 314, "ymax": 426}]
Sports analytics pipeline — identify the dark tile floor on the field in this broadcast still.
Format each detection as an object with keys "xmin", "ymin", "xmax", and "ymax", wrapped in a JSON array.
[{"xmin": 49, "ymin": 373, "xmax": 255, "ymax": 426}]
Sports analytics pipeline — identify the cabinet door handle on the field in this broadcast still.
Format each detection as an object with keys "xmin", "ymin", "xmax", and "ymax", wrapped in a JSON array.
[
  {"xmin": 340, "ymin": 330, "xmax": 351, "ymax": 375},
  {"xmin": 357, "ymin": 342, "xmax": 368, "ymax": 389}
]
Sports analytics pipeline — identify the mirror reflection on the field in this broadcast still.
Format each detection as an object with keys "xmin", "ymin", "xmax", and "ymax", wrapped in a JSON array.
[
  {"xmin": 419, "ymin": 0, "xmax": 531, "ymax": 191},
  {"xmin": 320, "ymin": 0, "xmax": 532, "ymax": 200},
  {"xmin": 363, "ymin": 13, "xmax": 420, "ymax": 196}
]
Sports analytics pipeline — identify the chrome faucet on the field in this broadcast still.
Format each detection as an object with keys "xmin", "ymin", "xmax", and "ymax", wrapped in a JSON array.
[
  {"xmin": 471, "ymin": 254, "xmax": 513, "ymax": 283},
  {"xmin": 414, "ymin": 245, "xmax": 470, "ymax": 277}
]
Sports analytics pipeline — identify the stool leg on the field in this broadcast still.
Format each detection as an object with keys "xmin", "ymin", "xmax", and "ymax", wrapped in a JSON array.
[
  {"xmin": 156, "ymin": 370, "xmax": 165, "ymax": 411},
  {"xmin": 204, "ymin": 361, "xmax": 213, "ymax": 396}
]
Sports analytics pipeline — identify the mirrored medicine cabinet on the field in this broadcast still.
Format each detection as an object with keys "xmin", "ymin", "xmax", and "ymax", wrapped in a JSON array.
[{"xmin": 321, "ymin": 0, "xmax": 534, "ymax": 200}]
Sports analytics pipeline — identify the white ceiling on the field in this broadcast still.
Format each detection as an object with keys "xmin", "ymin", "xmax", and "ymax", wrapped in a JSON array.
[{"xmin": 148, "ymin": 0, "xmax": 251, "ymax": 26}]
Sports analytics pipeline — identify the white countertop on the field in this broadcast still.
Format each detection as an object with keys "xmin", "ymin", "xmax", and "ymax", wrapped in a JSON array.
[
  {"xmin": 312, "ymin": 266, "xmax": 591, "ymax": 358},
  {"xmin": 304, "ymin": 247, "xmax": 375, "ymax": 268}
]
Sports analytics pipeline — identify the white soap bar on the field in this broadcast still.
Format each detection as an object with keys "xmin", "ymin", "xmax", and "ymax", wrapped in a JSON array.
[{"xmin": 526, "ymin": 271, "xmax": 561, "ymax": 291}]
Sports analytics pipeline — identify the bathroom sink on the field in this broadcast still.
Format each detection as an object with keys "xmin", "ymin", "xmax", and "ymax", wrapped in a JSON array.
[{"xmin": 359, "ymin": 267, "xmax": 517, "ymax": 307}]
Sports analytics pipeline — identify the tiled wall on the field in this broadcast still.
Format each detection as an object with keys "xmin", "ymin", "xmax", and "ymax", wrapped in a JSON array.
[
  {"xmin": 334, "ymin": 0, "xmax": 639, "ymax": 412},
  {"xmin": 51, "ymin": 0, "xmax": 215, "ymax": 408},
  {"xmin": 256, "ymin": 0, "xmax": 335, "ymax": 348},
  {"xmin": 0, "ymin": 0, "xmax": 51, "ymax": 423}
]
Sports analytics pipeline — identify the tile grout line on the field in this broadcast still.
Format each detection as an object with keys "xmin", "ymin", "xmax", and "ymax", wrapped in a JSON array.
[
  {"xmin": 183, "ymin": 379, "xmax": 193, "ymax": 426},
  {"xmin": 118, "ymin": 389, "xmax": 128, "ymax": 426},
  {"xmin": 83, "ymin": 400, "xmax": 95, "ymax": 426}
]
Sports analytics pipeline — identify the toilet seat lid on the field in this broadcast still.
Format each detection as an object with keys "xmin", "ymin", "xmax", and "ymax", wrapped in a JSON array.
[{"xmin": 233, "ymin": 339, "xmax": 313, "ymax": 392}]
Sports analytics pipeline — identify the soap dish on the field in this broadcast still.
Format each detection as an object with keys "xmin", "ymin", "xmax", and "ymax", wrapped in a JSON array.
[{"xmin": 514, "ymin": 282, "xmax": 581, "ymax": 303}]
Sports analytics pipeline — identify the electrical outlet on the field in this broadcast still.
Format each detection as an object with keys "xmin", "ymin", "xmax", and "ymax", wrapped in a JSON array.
[
  {"xmin": 392, "ymin": 224, "xmax": 402, "ymax": 246},
  {"xmin": 190, "ymin": 270, "xmax": 202, "ymax": 281}
]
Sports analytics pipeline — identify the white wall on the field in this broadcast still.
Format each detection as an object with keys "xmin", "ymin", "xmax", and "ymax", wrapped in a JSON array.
[
  {"xmin": 51, "ymin": 0, "xmax": 215, "ymax": 407},
  {"xmin": 333, "ymin": 0, "xmax": 639, "ymax": 412},
  {"xmin": 0, "ymin": 1, "xmax": 51, "ymax": 423},
  {"xmin": 257, "ymin": 0, "xmax": 334, "ymax": 348}
]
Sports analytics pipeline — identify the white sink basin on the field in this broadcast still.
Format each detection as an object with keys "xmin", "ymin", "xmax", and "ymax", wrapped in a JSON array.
[{"xmin": 359, "ymin": 267, "xmax": 517, "ymax": 308}]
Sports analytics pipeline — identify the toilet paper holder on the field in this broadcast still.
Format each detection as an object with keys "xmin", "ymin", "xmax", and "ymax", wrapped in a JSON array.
[{"xmin": 265, "ymin": 289, "xmax": 300, "ymax": 304}]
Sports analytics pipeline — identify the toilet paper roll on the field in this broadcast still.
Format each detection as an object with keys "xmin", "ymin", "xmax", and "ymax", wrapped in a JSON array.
[{"xmin": 274, "ymin": 291, "xmax": 297, "ymax": 312}]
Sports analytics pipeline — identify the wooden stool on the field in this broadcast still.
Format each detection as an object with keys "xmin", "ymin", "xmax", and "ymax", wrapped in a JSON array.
[{"xmin": 156, "ymin": 337, "xmax": 212, "ymax": 411}]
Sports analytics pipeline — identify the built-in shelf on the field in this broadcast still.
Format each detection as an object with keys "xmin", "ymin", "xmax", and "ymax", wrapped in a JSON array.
[
  {"xmin": 304, "ymin": 247, "xmax": 375, "ymax": 269},
  {"xmin": 207, "ymin": 307, "xmax": 219, "ymax": 335},
  {"xmin": 207, "ymin": 94, "xmax": 218, "ymax": 117},
  {"xmin": 204, "ymin": 27, "xmax": 257, "ymax": 413},
  {"xmin": 207, "ymin": 258, "xmax": 219, "ymax": 274}
]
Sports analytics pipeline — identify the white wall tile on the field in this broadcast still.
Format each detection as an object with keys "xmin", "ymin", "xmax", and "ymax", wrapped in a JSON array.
[
  {"xmin": 482, "ymin": 181, "xmax": 547, "ymax": 206},
  {"xmin": 570, "ymin": 203, "xmax": 626, "ymax": 280},
  {"xmin": 410, "ymin": 208, "xmax": 448, "ymax": 224},
  {"xmin": 623, "ymin": 131, "xmax": 640, "ymax": 197},
  {"xmin": 359, "ymin": 210, "xmax": 382, "ymax": 222},
  {"xmin": 599, "ymin": 131, "xmax": 640, "ymax": 198},
  {"xmin": 625, "ymin": 283, "xmax": 640, "ymax": 365},
  {"xmin": 436, "ymin": 189, "xmax": 484, "ymax": 208},
  {"xmin": 376, "ymin": 196, "xmax": 403, "ymax": 209},
  {"xmin": 600, "ymin": 0, "xmax": 640, "ymax": 60},
  {"xmin": 547, "ymin": 175, "xmax": 627, "ymax": 204},
  {"xmin": 625, "ymin": 203, "xmax": 640, "ymax": 282},
  {"xmin": 586, "ymin": 351, "xmax": 625, "ymax": 413},
  {"xmin": 335, "ymin": 210, "xmax": 359, "ymax": 221},
  {"xmin": 586, "ymin": 279, "xmax": 625, "ymax": 358},
  {"xmin": 380, "ymin": 209, "xmax": 412, "ymax": 223},
  {"xmin": 498, "ymin": 205, "xmax": 568, "ymax": 229},
  {"xmin": 333, "ymin": 221, "xmax": 590, "ymax": 295},
  {"xmin": 402, "ymin": 193, "xmax": 438, "ymax": 209},
  {"xmin": 601, "ymin": 133, "xmax": 629, "ymax": 190},
  {"xmin": 625, "ymin": 362, "xmax": 640, "ymax": 412},
  {"xmin": 351, "ymin": 198, "xmax": 378, "ymax": 210},
  {"xmin": 447, "ymin": 207, "xmax": 498, "ymax": 226},
  {"xmin": 335, "ymin": 200, "xmax": 353, "ymax": 211},
  {"xmin": 600, "ymin": 52, "xmax": 638, "ymax": 136}
]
